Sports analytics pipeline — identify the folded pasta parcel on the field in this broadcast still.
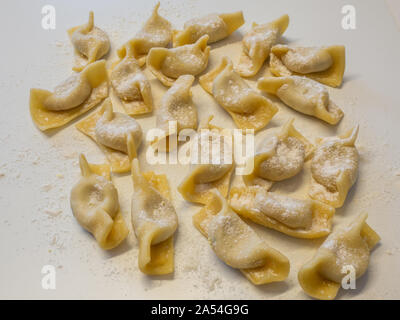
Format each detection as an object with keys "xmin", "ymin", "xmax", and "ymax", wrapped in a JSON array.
[
  {"xmin": 70, "ymin": 154, "xmax": 129, "ymax": 250},
  {"xmin": 298, "ymin": 213, "xmax": 380, "ymax": 300},
  {"xmin": 258, "ymin": 76, "xmax": 343, "ymax": 125},
  {"xmin": 152, "ymin": 75, "xmax": 198, "ymax": 152},
  {"xmin": 178, "ymin": 118, "xmax": 234, "ymax": 205},
  {"xmin": 242, "ymin": 119, "xmax": 314, "ymax": 189},
  {"xmin": 110, "ymin": 43, "xmax": 153, "ymax": 116},
  {"xmin": 193, "ymin": 190, "xmax": 290, "ymax": 285},
  {"xmin": 129, "ymin": 146, "xmax": 178, "ymax": 275},
  {"xmin": 68, "ymin": 11, "xmax": 110, "ymax": 72},
  {"xmin": 199, "ymin": 56, "xmax": 278, "ymax": 131},
  {"xmin": 147, "ymin": 35, "xmax": 210, "ymax": 87},
  {"xmin": 76, "ymin": 98, "xmax": 143, "ymax": 173},
  {"xmin": 30, "ymin": 60, "xmax": 108, "ymax": 131},
  {"xmin": 117, "ymin": 2, "xmax": 172, "ymax": 67},
  {"xmin": 172, "ymin": 11, "xmax": 244, "ymax": 47},
  {"xmin": 309, "ymin": 126, "xmax": 359, "ymax": 208},
  {"xmin": 229, "ymin": 186, "xmax": 335, "ymax": 239},
  {"xmin": 236, "ymin": 14, "xmax": 289, "ymax": 77},
  {"xmin": 269, "ymin": 44, "xmax": 345, "ymax": 87}
]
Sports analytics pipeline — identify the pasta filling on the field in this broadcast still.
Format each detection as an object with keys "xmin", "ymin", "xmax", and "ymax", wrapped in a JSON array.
[
  {"xmin": 254, "ymin": 191, "xmax": 313, "ymax": 229},
  {"xmin": 161, "ymin": 36, "xmax": 210, "ymax": 78},
  {"xmin": 276, "ymin": 76, "xmax": 329, "ymax": 115},
  {"xmin": 281, "ymin": 47, "xmax": 333, "ymax": 74},
  {"xmin": 43, "ymin": 73, "xmax": 92, "ymax": 111},
  {"xmin": 95, "ymin": 101, "xmax": 142, "ymax": 154},
  {"xmin": 258, "ymin": 136, "xmax": 306, "ymax": 181},
  {"xmin": 183, "ymin": 14, "xmax": 228, "ymax": 43},
  {"xmin": 311, "ymin": 140, "xmax": 358, "ymax": 192}
]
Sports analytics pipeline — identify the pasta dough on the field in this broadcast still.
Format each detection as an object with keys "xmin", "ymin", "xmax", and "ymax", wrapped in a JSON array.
[
  {"xmin": 236, "ymin": 15, "xmax": 289, "ymax": 77},
  {"xmin": 147, "ymin": 35, "xmax": 210, "ymax": 87},
  {"xmin": 68, "ymin": 11, "xmax": 110, "ymax": 72},
  {"xmin": 193, "ymin": 190, "xmax": 290, "ymax": 285},
  {"xmin": 309, "ymin": 126, "xmax": 359, "ymax": 208},
  {"xmin": 178, "ymin": 118, "xmax": 234, "ymax": 204},
  {"xmin": 110, "ymin": 44, "xmax": 153, "ymax": 115},
  {"xmin": 229, "ymin": 186, "xmax": 335, "ymax": 239},
  {"xmin": 117, "ymin": 2, "xmax": 172, "ymax": 67},
  {"xmin": 129, "ymin": 137, "xmax": 178, "ymax": 275},
  {"xmin": 258, "ymin": 76, "xmax": 343, "ymax": 125},
  {"xmin": 153, "ymin": 75, "xmax": 197, "ymax": 152},
  {"xmin": 76, "ymin": 98, "xmax": 142, "ymax": 173},
  {"xmin": 70, "ymin": 154, "xmax": 129, "ymax": 250},
  {"xmin": 199, "ymin": 56, "xmax": 278, "ymax": 131},
  {"xmin": 269, "ymin": 45, "xmax": 346, "ymax": 87},
  {"xmin": 30, "ymin": 60, "xmax": 108, "ymax": 131},
  {"xmin": 172, "ymin": 11, "xmax": 244, "ymax": 47},
  {"xmin": 298, "ymin": 213, "xmax": 380, "ymax": 300},
  {"xmin": 243, "ymin": 119, "xmax": 314, "ymax": 188}
]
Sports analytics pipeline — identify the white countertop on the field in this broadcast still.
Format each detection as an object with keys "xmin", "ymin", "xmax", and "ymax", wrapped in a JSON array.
[{"xmin": 0, "ymin": 0, "xmax": 399, "ymax": 299}]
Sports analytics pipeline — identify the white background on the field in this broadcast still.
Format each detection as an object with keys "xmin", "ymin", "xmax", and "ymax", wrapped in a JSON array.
[{"xmin": 0, "ymin": 0, "xmax": 399, "ymax": 299}]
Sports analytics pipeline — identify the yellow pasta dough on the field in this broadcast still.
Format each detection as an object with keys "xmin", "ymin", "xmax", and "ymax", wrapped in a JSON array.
[
  {"xmin": 147, "ymin": 35, "xmax": 210, "ymax": 87},
  {"xmin": 236, "ymin": 14, "xmax": 289, "ymax": 77},
  {"xmin": 309, "ymin": 126, "xmax": 359, "ymax": 208},
  {"xmin": 75, "ymin": 98, "xmax": 142, "ymax": 173},
  {"xmin": 129, "ymin": 134, "xmax": 178, "ymax": 275},
  {"xmin": 178, "ymin": 118, "xmax": 234, "ymax": 204},
  {"xmin": 193, "ymin": 190, "xmax": 290, "ymax": 285},
  {"xmin": 229, "ymin": 186, "xmax": 335, "ymax": 239},
  {"xmin": 30, "ymin": 60, "xmax": 108, "ymax": 131},
  {"xmin": 258, "ymin": 76, "xmax": 343, "ymax": 125},
  {"xmin": 110, "ymin": 44, "xmax": 153, "ymax": 116},
  {"xmin": 117, "ymin": 2, "xmax": 172, "ymax": 67},
  {"xmin": 199, "ymin": 56, "xmax": 278, "ymax": 131},
  {"xmin": 172, "ymin": 11, "xmax": 244, "ymax": 47},
  {"xmin": 70, "ymin": 154, "xmax": 129, "ymax": 250},
  {"xmin": 243, "ymin": 119, "xmax": 314, "ymax": 188},
  {"xmin": 269, "ymin": 45, "xmax": 346, "ymax": 87},
  {"xmin": 68, "ymin": 11, "xmax": 110, "ymax": 72},
  {"xmin": 298, "ymin": 213, "xmax": 380, "ymax": 300},
  {"xmin": 152, "ymin": 75, "xmax": 198, "ymax": 152}
]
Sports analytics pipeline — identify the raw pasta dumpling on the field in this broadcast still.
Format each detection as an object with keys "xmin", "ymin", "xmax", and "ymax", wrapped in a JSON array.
[
  {"xmin": 309, "ymin": 126, "xmax": 359, "ymax": 208},
  {"xmin": 269, "ymin": 45, "xmax": 345, "ymax": 87},
  {"xmin": 130, "ymin": 143, "xmax": 178, "ymax": 275},
  {"xmin": 30, "ymin": 60, "xmax": 108, "ymax": 131},
  {"xmin": 117, "ymin": 2, "xmax": 172, "ymax": 67},
  {"xmin": 229, "ymin": 186, "xmax": 335, "ymax": 239},
  {"xmin": 68, "ymin": 11, "xmax": 110, "ymax": 71},
  {"xmin": 243, "ymin": 119, "xmax": 314, "ymax": 188},
  {"xmin": 258, "ymin": 76, "xmax": 343, "ymax": 125},
  {"xmin": 152, "ymin": 75, "xmax": 197, "ymax": 152},
  {"xmin": 193, "ymin": 189, "xmax": 290, "ymax": 285},
  {"xmin": 172, "ymin": 11, "xmax": 244, "ymax": 47},
  {"xmin": 298, "ymin": 213, "xmax": 380, "ymax": 300},
  {"xmin": 70, "ymin": 154, "xmax": 129, "ymax": 250},
  {"xmin": 236, "ymin": 14, "xmax": 289, "ymax": 77},
  {"xmin": 76, "ymin": 98, "xmax": 142, "ymax": 173},
  {"xmin": 199, "ymin": 56, "xmax": 278, "ymax": 131},
  {"xmin": 147, "ymin": 35, "xmax": 210, "ymax": 86},
  {"xmin": 110, "ymin": 44, "xmax": 153, "ymax": 116},
  {"xmin": 178, "ymin": 118, "xmax": 234, "ymax": 204}
]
